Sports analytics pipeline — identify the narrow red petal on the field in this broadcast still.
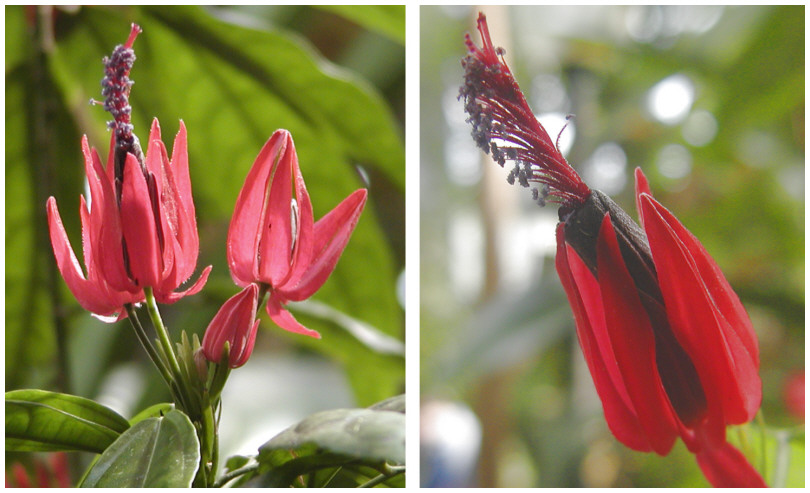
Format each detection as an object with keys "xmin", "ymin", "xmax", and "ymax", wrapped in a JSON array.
[
  {"xmin": 256, "ymin": 132, "xmax": 296, "ymax": 284},
  {"xmin": 83, "ymin": 136, "xmax": 135, "ymax": 294},
  {"xmin": 265, "ymin": 295, "xmax": 321, "ymax": 339},
  {"xmin": 155, "ymin": 265, "xmax": 212, "ymax": 305},
  {"xmin": 47, "ymin": 198, "xmax": 127, "ymax": 318},
  {"xmin": 281, "ymin": 189, "xmax": 367, "ymax": 301},
  {"xmin": 633, "ymin": 167, "xmax": 652, "ymax": 227},
  {"xmin": 555, "ymin": 225, "xmax": 652, "ymax": 452},
  {"xmin": 144, "ymin": 118, "xmax": 163, "ymax": 178},
  {"xmin": 227, "ymin": 131, "xmax": 287, "ymax": 286},
  {"xmin": 640, "ymin": 194, "xmax": 760, "ymax": 441},
  {"xmin": 595, "ymin": 214, "xmax": 679, "ymax": 455},
  {"xmin": 696, "ymin": 440, "xmax": 767, "ymax": 487},
  {"xmin": 119, "ymin": 153, "xmax": 162, "ymax": 288}
]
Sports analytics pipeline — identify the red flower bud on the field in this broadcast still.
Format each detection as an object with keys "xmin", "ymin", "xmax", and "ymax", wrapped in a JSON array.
[{"xmin": 201, "ymin": 283, "xmax": 260, "ymax": 368}]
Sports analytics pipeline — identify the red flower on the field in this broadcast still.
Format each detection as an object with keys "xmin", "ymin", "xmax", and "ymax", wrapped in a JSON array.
[
  {"xmin": 783, "ymin": 371, "xmax": 804, "ymax": 422},
  {"xmin": 226, "ymin": 129, "xmax": 367, "ymax": 339},
  {"xmin": 46, "ymin": 25, "xmax": 210, "ymax": 320},
  {"xmin": 556, "ymin": 169, "xmax": 763, "ymax": 487},
  {"xmin": 201, "ymin": 283, "xmax": 260, "ymax": 368},
  {"xmin": 462, "ymin": 12, "xmax": 764, "ymax": 487},
  {"xmin": 47, "ymin": 120, "xmax": 211, "ymax": 320},
  {"xmin": 5, "ymin": 452, "xmax": 70, "ymax": 488}
]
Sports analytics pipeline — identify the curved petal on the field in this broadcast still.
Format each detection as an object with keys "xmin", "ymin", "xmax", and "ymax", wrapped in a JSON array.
[
  {"xmin": 265, "ymin": 294, "xmax": 321, "ymax": 339},
  {"xmin": 83, "ymin": 137, "xmax": 136, "ymax": 294},
  {"xmin": 227, "ymin": 130, "xmax": 288, "ymax": 286},
  {"xmin": 149, "ymin": 119, "xmax": 200, "ymax": 287},
  {"xmin": 555, "ymin": 224, "xmax": 651, "ymax": 452},
  {"xmin": 154, "ymin": 265, "xmax": 212, "ymax": 305},
  {"xmin": 633, "ymin": 167, "xmax": 652, "ymax": 227},
  {"xmin": 119, "ymin": 153, "xmax": 162, "ymax": 288},
  {"xmin": 47, "ymin": 198, "xmax": 127, "ymax": 319},
  {"xmin": 280, "ymin": 188, "xmax": 367, "ymax": 301},
  {"xmin": 256, "ymin": 131, "xmax": 296, "ymax": 284},
  {"xmin": 695, "ymin": 440, "xmax": 767, "ymax": 487},
  {"xmin": 640, "ymin": 194, "xmax": 760, "ymax": 439},
  {"xmin": 595, "ymin": 214, "xmax": 679, "ymax": 455}
]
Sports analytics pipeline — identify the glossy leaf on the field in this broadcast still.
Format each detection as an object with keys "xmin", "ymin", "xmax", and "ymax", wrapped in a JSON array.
[
  {"xmin": 80, "ymin": 409, "xmax": 199, "ymax": 487},
  {"xmin": 246, "ymin": 398, "xmax": 404, "ymax": 487},
  {"xmin": 6, "ymin": 389, "xmax": 129, "ymax": 453}
]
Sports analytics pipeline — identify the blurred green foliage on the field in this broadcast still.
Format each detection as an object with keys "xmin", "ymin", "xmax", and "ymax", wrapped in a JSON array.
[
  {"xmin": 6, "ymin": 1, "xmax": 403, "ymax": 456},
  {"xmin": 421, "ymin": 5, "xmax": 803, "ymax": 488}
]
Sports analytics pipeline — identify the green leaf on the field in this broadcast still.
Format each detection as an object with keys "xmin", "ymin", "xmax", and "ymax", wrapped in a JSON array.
[
  {"xmin": 317, "ymin": 5, "xmax": 405, "ymax": 44},
  {"xmin": 5, "ymin": 389, "xmax": 130, "ymax": 453},
  {"xmin": 255, "ymin": 402, "xmax": 404, "ymax": 486},
  {"xmin": 80, "ymin": 409, "xmax": 200, "ymax": 488},
  {"xmin": 128, "ymin": 402, "xmax": 175, "ymax": 426}
]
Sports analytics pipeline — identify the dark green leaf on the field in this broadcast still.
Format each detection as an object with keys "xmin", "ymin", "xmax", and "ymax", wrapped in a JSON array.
[
  {"xmin": 5, "ymin": 389, "xmax": 130, "ymax": 453},
  {"xmin": 80, "ymin": 409, "xmax": 199, "ymax": 487},
  {"xmin": 257, "ymin": 405, "xmax": 404, "ymax": 485}
]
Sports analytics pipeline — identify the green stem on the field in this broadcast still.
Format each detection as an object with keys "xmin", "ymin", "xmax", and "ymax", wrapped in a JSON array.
[
  {"xmin": 212, "ymin": 459, "xmax": 260, "ymax": 488},
  {"xmin": 125, "ymin": 303, "xmax": 173, "ymax": 388},
  {"xmin": 357, "ymin": 465, "xmax": 405, "ymax": 488},
  {"xmin": 755, "ymin": 410, "xmax": 767, "ymax": 482},
  {"xmin": 143, "ymin": 287, "xmax": 192, "ymax": 411}
]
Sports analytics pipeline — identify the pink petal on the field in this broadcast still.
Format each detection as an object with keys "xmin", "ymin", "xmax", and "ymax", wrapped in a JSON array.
[
  {"xmin": 166, "ymin": 121, "xmax": 200, "ymax": 282},
  {"xmin": 155, "ymin": 265, "xmax": 212, "ymax": 305},
  {"xmin": 265, "ymin": 294, "xmax": 321, "ymax": 339},
  {"xmin": 227, "ymin": 131, "xmax": 288, "ymax": 286},
  {"xmin": 170, "ymin": 121, "xmax": 195, "ymax": 222},
  {"xmin": 280, "ymin": 188, "xmax": 367, "ymax": 301},
  {"xmin": 82, "ymin": 137, "xmax": 135, "ymax": 294},
  {"xmin": 695, "ymin": 440, "xmax": 767, "ymax": 487},
  {"xmin": 555, "ymin": 224, "xmax": 651, "ymax": 452},
  {"xmin": 595, "ymin": 213, "xmax": 679, "ymax": 455},
  {"xmin": 119, "ymin": 153, "xmax": 162, "ymax": 288},
  {"xmin": 46, "ymin": 198, "xmax": 128, "ymax": 319},
  {"xmin": 639, "ymin": 194, "xmax": 760, "ymax": 441},
  {"xmin": 256, "ymin": 131, "xmax": 296, "ymax": 284}
]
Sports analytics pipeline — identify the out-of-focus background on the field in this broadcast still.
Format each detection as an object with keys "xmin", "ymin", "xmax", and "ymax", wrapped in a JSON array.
[
  {"xmin": 421, "ymin": 5, "xmax": 803, "ymax": 487},
  {"xmin": 6, "ymin": 4, "xmax": 404, "ymax": 481}
]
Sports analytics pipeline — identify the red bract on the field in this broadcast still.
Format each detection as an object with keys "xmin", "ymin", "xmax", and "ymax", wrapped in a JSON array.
[
  {"xmin": 556, "ymin": 169, "xmax": 763, "ymax": 487},
  {"xmin": 227, "ymin": 130, "xmax": 367, "ymax": 339},
  {"xmin": 47, "ymin": 120, "xmax": 211, "ymax": 320},
  {"xmin": 462, "ymin": 13, "xmax": 765, "ymax": 487},
  {"xmin": 202, "ymin": 283, "xmax": 260, "ymax": 368}
]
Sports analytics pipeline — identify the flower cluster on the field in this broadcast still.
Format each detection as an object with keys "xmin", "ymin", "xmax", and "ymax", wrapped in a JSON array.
[
  {"xmin": 47, "ymin": 25, "xmax": 210, "ymax": 321},
  {"xmin": 48, "ymin": 25, "xmax": 366, "ymax": 371},
  {"xmin": 462, "ymin": 12, "xmax": 764, "ymax": 487},
  {"xmin": 202, "ymin": 130, "xmax": 367, "ymax": 367}
]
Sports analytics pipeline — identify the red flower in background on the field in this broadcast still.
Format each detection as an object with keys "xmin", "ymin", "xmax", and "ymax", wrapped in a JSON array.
[
  {"xmin": 5, "ymin": 452, "xmax": 70, "ymax": 488},
  {"xmin": 783, "ymin": 371, "xmax": 804, "ymax": 422},
  {"xmin": 226, "ymin": 129, "xmax": 367, "ymax": 339},
  {"xmin": 462, "ymin": 12, "xmax": 764, "ymax": 487}
]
